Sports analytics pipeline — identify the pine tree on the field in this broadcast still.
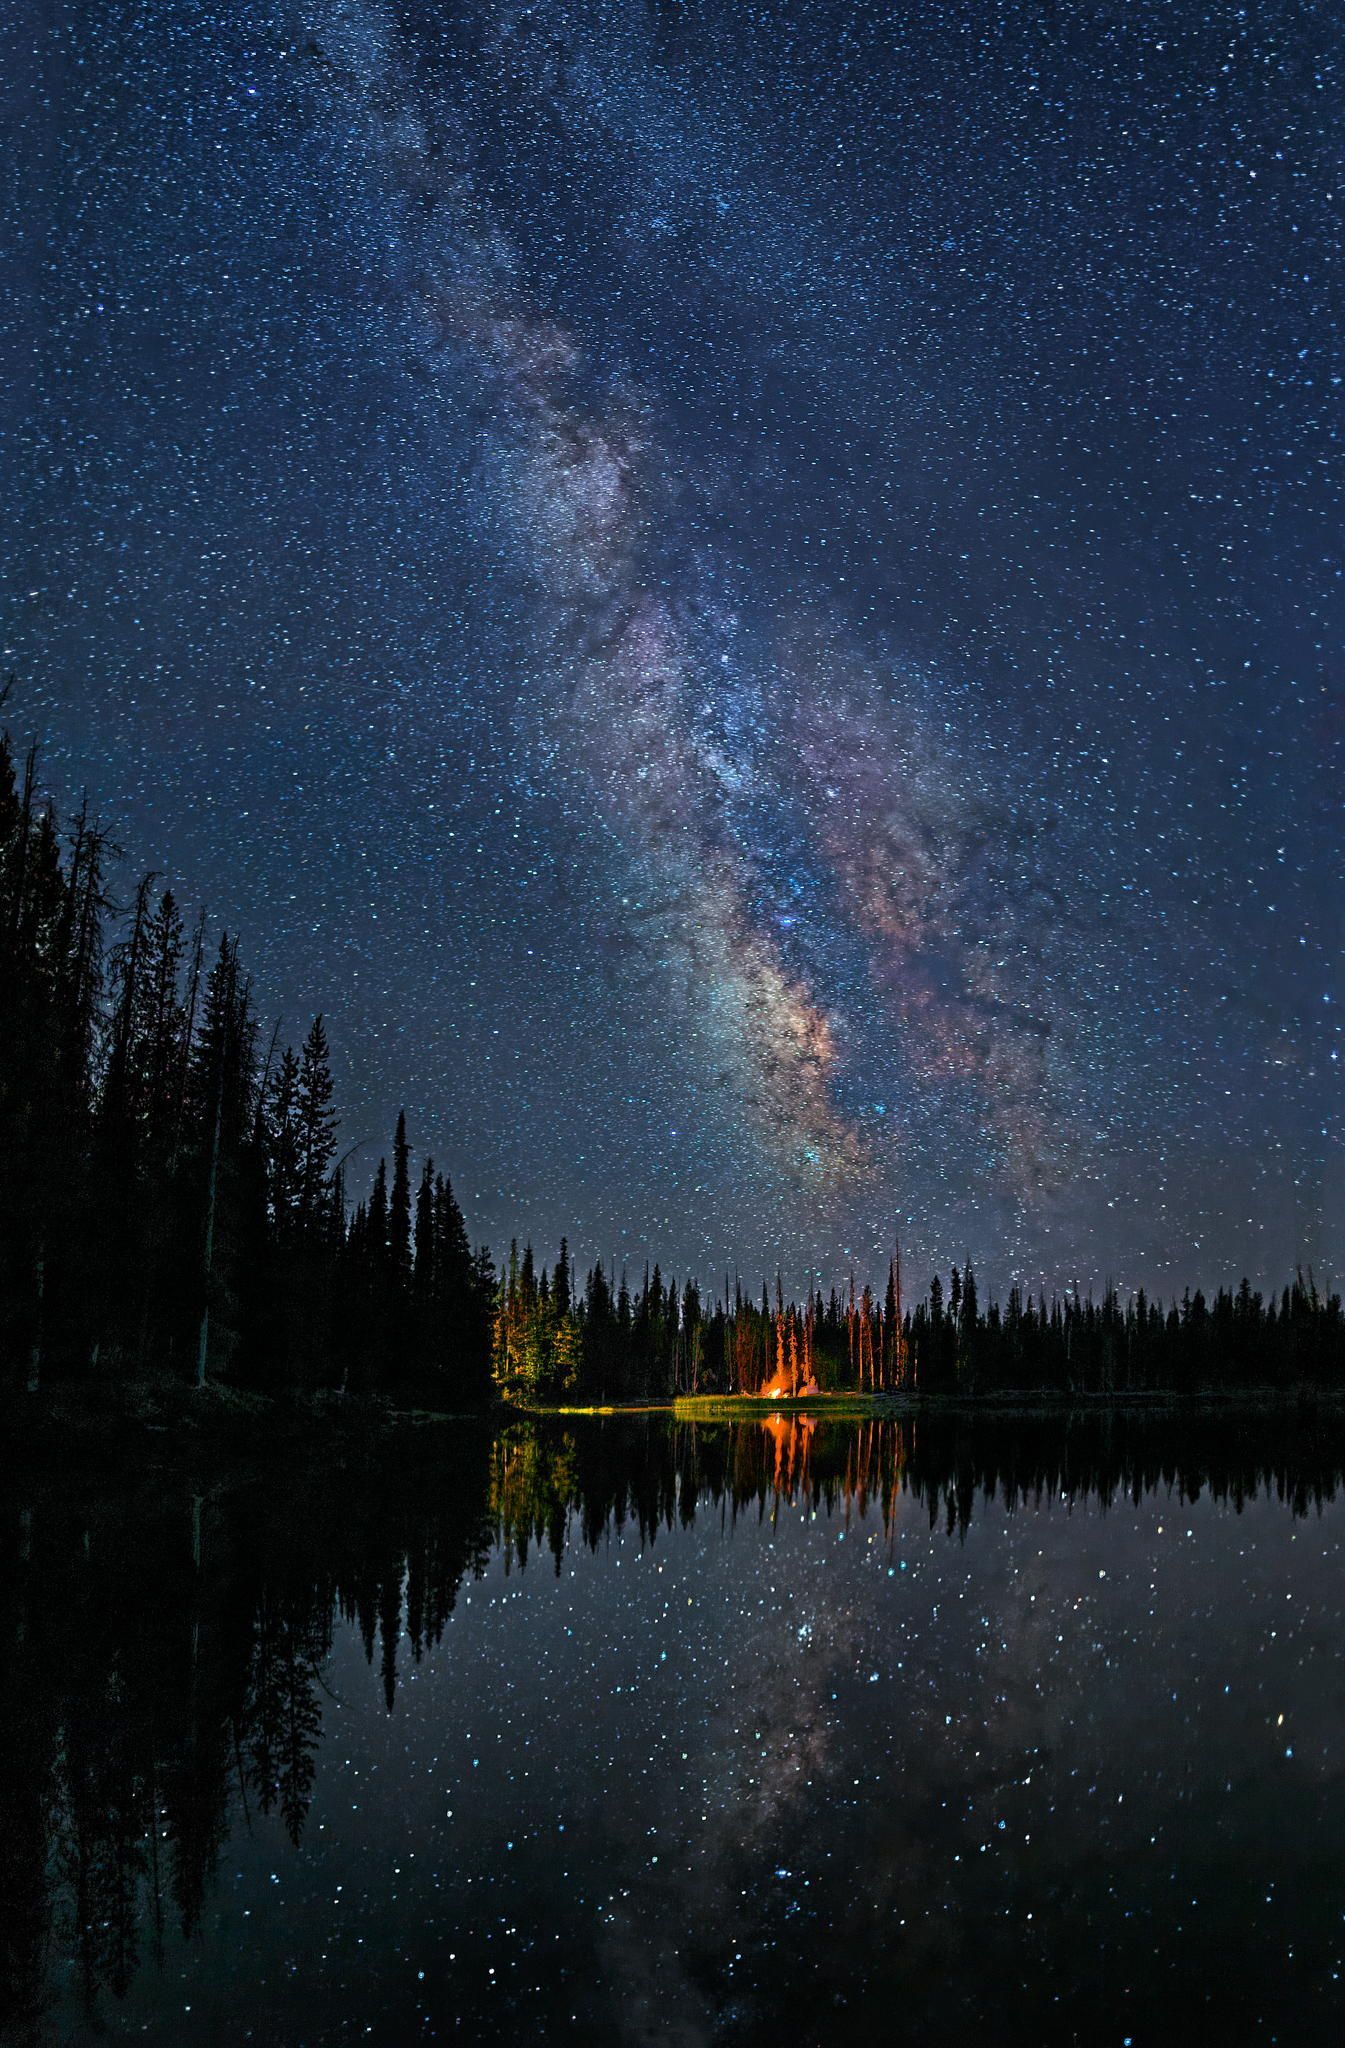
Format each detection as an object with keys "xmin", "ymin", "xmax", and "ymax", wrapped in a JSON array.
[
  {"xmin": 389, "ymin": 1111, "xmax": 412, "ymax": 1296},
  {"xmin": 295, "ymin": 1017, "xmax": 336, "ymax": 1238},
  {"xmin": 414, "ymin": 1158, "xmax": 435, "ymax": 1313},
  {"xmin": 266, "ymin": 1048, "xmax": 303, "ymax": 1246}
]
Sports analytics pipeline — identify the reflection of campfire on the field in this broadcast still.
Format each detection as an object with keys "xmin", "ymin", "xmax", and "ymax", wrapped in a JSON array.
[
  {"xmin": 749, "ymin": 1414, "xmax": 910, "ymax": 1535},
  {"xmin": 760, "ymin": 1411, "xmax": 817, "ymax": 1493},
  {"xmin": 741, "ymin": 1425, "xmax": 908, "ymax": 1540}
]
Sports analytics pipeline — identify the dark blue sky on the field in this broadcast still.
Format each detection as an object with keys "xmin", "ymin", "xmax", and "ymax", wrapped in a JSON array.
[{"xmin": 7, "ymin": 0, "xmax": 1342, "ymax": 1294}]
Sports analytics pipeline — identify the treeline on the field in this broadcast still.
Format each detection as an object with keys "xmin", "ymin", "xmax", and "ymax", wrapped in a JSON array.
[
  {"xmin": 490, "ymin": 1243, "xmax": 1345, "ymax": 1404},
  {"xmin": 0, "ymin": 729, "xmax": 493, "ymax": 1403}
]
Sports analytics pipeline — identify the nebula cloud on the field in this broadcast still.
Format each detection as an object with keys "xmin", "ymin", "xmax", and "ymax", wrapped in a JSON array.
[{"xmin": 306, "ymin": 0, "xmax": 1080, "ymax": 1221}]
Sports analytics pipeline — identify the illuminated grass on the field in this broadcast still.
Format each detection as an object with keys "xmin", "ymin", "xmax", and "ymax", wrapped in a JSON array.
[{"xmin": 670, "ymin": 1393, "xmax": 901, "ymax": 1421}]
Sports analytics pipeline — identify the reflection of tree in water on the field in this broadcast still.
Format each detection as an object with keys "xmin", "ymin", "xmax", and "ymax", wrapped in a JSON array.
[
  {"xmin": 58, "ymin": 1661, "xmax": 154, "ymax": 2005},
  {"xmin": 0, "ymin": 1430, "xmax": 494, "ymax": 2038},
  {"xmin": 490, "ymin": 1405, "xmax": 1345, "ymax": 1566},
  {"xmin": 243, "ymin": 1599, "xmax": 330, "ymax": 1845},
  {"xmin": 4, "ymin": 1406, "xmax": 1345, "ymax": 2033}
]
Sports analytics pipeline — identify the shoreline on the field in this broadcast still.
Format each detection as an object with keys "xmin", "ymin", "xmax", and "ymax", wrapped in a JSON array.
[
  {"xmin": 0, "ymin": 1378, "xmax": 487, "ymax": 1477},
  {"xmin": 5, "ymin": 1377, "xmax": 1344, "ymax": 1474},
  {"xmin": 531, "ymin": 1385, "xmax": 1345, "ymax": 1422}
]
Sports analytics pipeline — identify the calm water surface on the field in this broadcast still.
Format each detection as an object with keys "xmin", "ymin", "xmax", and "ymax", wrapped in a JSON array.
[{"xmin": 4, "ymin": 1411, "xmax": 1345, "ymax": 2044}]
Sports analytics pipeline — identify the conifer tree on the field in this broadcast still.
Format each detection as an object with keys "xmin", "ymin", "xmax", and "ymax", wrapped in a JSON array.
[
  {"xmin": 295, "ymin": 1017, "xmax": 336, "ymax": 1238},
  {"xmin": 389, "ymin": 1111, "xmax": 412, "ymax": 1295}
]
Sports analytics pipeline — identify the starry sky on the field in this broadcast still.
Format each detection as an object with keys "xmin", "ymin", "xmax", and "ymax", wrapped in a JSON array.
[{"xmin": 7, "ymin": 0, "xmax": 1342, "ymax": 1294}]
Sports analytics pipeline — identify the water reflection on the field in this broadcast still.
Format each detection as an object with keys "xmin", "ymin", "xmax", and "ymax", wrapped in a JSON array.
[
  {"xmin": 493, "ymin": 1406, "xmax": 1345, "ymax": 1565},
  {"xmin": 3, "ymin": 1407, "xmax": 1344, "ymax": 2041},
  {"xmin": 1, "ymin": 1434, "xmax": 495, "ymax": 2039}
]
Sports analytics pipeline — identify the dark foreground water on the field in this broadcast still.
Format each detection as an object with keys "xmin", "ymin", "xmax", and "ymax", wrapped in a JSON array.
[{"xmin": 4, "ymin": 1408, "xmax": 1345, "ymax": 2045}]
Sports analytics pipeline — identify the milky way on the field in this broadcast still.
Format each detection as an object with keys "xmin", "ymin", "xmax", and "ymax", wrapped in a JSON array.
[{"xmin": 7, "ymin": 0, "xmax": 1341, "ymax": 1290}]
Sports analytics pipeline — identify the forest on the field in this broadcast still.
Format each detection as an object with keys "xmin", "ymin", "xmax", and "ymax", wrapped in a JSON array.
[
  {"xmin": 2, "ymin": 719, "xmax": 1342, "ymax": 1412},
  {"xmin": 491, "ymin": 1245, "xmax": 1345, "ymax": 1404},
  {"xmin": 0, "ymin": 726, "xmax": 495, "ymax": 1406}
]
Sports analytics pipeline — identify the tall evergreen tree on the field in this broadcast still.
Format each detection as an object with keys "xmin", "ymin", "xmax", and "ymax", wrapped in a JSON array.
[
  {"xmin": 295, "ymin": 1016, "xmax": 336, "ymax": 1238},
  {"xmin": 389, "ymin": 1111, "xmax": 412, "ymax": 1295}
]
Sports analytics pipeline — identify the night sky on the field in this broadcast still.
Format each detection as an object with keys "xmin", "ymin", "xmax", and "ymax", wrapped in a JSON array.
[{"xmin": 8, "ymin": 0, "xmax": 1342, "ymax": 1294}]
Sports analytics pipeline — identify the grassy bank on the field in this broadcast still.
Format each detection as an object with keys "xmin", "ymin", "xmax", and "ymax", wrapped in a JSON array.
[
  {"xmin": 670, "ymin": 1393, "xmax": 899, "ymax": 1422},
  {"xmin": 519, "ymin": 1385, "xmax": 1345, "ymax": 1424}
]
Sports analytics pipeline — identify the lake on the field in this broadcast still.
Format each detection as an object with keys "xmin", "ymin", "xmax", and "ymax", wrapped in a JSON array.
[{"xmin": 4, "ymin": 1408, "xmax": 1345, "ymax": 2043}]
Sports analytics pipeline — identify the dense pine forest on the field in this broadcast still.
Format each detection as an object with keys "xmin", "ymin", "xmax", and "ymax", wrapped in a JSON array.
[
  {"xmin": 0, "ymin": 727, "xmax": 494, "ymax": 1406},
  {"xmin": 492, "ymin": 1246, "xmax": 1344, "ymax": 1402},
  {"xmin": 2, "ymin": 720, "xmax": 1342, "ymax": 1414}
]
